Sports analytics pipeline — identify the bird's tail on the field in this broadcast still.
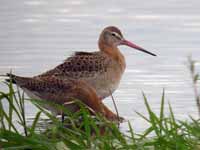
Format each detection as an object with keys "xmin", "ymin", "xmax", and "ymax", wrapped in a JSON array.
[
  {"xmin": 6, "ymin": 73, "xmax": 17, "ymax": 84},
  {"xmin": 0, "ymin": 73, "xmax": 17, "ymax": 84}
]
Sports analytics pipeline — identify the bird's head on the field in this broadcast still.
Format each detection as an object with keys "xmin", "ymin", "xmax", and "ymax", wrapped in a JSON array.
[{"xmin": 98, "ymin": 26, "xmax": 156, "ymax": 56}]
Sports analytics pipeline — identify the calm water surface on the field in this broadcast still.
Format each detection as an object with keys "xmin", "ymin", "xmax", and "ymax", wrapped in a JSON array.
[{"xmin": 0, "ymin": 0, "xmax": 200, "ymax": 132}]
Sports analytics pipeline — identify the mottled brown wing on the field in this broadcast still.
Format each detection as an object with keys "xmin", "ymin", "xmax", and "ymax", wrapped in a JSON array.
[
  {"xmin": 11, "ymin": 75, "xmax": 75, "ymax": 104},
  {"xmin": 38, "ymin": 51, "xmax": 110, "ymax": 79}
]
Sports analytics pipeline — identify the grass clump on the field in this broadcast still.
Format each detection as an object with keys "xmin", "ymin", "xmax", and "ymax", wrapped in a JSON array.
[{"xmin": 0, "ymin": 82, "xmax": 200, "ymax": 150}]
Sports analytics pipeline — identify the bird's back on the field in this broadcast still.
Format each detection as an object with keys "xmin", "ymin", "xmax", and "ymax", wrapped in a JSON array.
[{"xmin": 38, "ymin": 51, "xmax": 109, "ymax": 79}]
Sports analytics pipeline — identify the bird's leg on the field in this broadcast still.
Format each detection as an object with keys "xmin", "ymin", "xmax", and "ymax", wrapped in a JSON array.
[
  {"xmin": 109, "ymin": 89, "xmax": 121, "ymax": 126},
  {"xmin": 62, "ymin": 114, "xmax": 65, "ymax": 123},
  {"xmin": 61, "ymin": 110, "xmax": 65, "ymax": 123}
]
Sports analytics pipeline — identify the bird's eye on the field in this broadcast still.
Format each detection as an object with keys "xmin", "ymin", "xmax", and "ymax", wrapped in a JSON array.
[{"xmin": 110, "ymin": 32, "xmax": 122, "ymax": 40}]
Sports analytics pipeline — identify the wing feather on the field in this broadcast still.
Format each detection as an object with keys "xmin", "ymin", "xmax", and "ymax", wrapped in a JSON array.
[{"xmin": 38, "ymin": 51, "xmax": 110, "ymax": 79}]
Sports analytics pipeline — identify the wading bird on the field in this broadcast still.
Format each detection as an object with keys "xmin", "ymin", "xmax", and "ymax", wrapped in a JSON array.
[{"xmin": 3, "ymin": 26, "xmax": 156, "ymax": 121}]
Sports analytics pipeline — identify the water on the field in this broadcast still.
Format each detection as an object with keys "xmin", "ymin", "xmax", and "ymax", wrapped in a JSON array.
[{"xmin": 0, "ymin": 0, "xmax": 200, "ymax": 132}]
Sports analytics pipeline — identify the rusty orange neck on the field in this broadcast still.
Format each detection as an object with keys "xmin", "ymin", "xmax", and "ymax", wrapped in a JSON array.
[{"xmin": 99, "ymin": 44, "xmax": 126, "ymax": 72}]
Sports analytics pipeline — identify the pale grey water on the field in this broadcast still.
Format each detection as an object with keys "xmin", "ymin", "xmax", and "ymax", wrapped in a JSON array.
[{"xmin": 0, "ymin": 0, "xmax": 200, "ymax": 132}]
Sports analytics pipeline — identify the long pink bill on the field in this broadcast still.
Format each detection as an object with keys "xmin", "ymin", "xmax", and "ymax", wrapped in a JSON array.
[{"xmin": 120, "ymin": 39, "xmax": 156, "ymax": 56}]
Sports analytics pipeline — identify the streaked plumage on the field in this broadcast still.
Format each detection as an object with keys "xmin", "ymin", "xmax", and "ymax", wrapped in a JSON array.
[
  {"xmin": 3, "ymin": 26, "xmax": 156, "ymax": 122},
  {"xmin": 36, "ymin": 26, "xmax": 156, "ymax": 99},
  {"xmin": 7, "ymin": 73, "xmax": 123, "ymax": 121}
]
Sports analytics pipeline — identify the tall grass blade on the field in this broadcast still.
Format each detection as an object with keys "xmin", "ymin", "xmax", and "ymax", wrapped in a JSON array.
[
  {"xmin": 29, "ymin": 111, "xmax": 42, "ymax": 135},
  {"xmin": 159, "ymin": 89, "xmax": 165, "ymax": 135},
  {"xmin": 128, "ymin": 121, "xmax": 135, "ymax": 144},
  {"xmin": 142, "ymin": 92, "xmax": 160, "ymax": 137}
]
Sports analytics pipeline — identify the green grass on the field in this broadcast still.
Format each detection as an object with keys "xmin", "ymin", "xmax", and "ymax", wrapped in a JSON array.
[{"xmin": 0, "ymin": 81, "xmax": 200, "ymax": 150}]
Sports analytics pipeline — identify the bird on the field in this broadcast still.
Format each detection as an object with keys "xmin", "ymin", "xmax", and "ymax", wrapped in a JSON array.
[
  {"xmin": 2, "ymin": 26, "xmax": 156, "ymax": 122},
  {"xmin": 35, "ymin": 26, "xmax": 156, "ymax": 100},
  {"xmin": 6, "ymin": 73, "xmax": 123, "ymax": 122}
]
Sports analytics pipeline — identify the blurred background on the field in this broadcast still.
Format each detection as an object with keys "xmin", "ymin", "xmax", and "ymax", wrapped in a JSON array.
[{"xmin": 0, "ymin": 0, "xmax": 200, "ymax": 132}]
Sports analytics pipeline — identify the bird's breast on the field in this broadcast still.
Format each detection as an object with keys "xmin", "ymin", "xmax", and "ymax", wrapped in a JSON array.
[{"xmin": 86, "ymin": 60, "xmax": 125, "ymax": 99}]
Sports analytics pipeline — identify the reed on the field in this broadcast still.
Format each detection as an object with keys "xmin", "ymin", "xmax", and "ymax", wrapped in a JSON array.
[{"xmin": 188, "ymin": 56, "xmax": 200, "ymax": 116}]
